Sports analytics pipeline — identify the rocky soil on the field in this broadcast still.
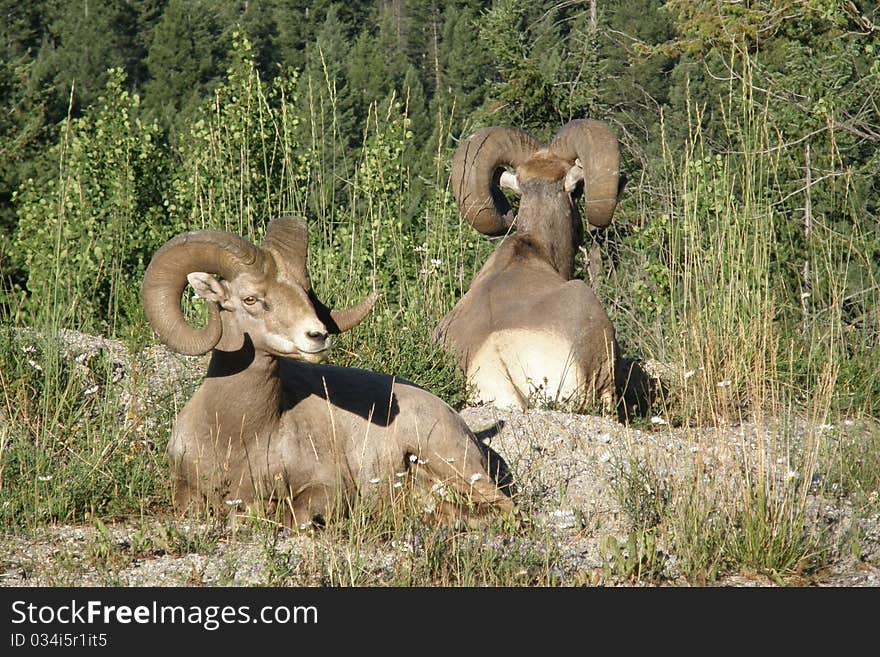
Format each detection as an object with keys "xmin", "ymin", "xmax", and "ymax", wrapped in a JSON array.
[{"xmin": 1, "ymin": 329, "xmax": 878, "ymax": 587}]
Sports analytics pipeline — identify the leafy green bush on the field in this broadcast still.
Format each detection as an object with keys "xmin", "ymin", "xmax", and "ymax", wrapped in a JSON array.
[{"xmin": 12, "ymin": 68, "xmax": 171, "ymax": 337}]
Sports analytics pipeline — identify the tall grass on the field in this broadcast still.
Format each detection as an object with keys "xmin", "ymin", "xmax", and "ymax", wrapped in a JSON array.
[{"xmin": 596, "ymin": 57, "xmax": 879, "ymax": 582}]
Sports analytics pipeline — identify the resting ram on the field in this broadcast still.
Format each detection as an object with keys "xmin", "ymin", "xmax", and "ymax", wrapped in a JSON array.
[
  {"xmin": 433, "ymin": 119, "xmax": 622, "ymax": 412},
  {"xmin": 142, "ymin": 216, "xmax": 513, "ymax": 528}
]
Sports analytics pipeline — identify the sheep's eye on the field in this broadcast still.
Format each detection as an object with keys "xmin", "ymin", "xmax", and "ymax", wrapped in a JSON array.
[{"xmin": 242, "ymin": 296, "xmax": 257, "ymax": 306}]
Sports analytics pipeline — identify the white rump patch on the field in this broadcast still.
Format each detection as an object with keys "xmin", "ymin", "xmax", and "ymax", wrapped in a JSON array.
[{"xmin": 466, "ymin": 329, "xmax": 588, "ymax": 410}]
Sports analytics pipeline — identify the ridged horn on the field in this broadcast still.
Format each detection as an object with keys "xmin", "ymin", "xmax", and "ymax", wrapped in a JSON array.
[
  {"xmin": 549, "ymin": 119, "xmax": 620, "ymax": 228},
  {"xmin": 142, "ymin": 230, "xmax": 264, "ymax": 356},
  {"xmin": 263, "ymin": 215, "xmax": 378, "ymax": 334},
  {"xmin": 263, "ymin": 214, "xmax": 310, "ymax": 288},
  {"xmin": 450, "ymin": 127, "xmax": 540, "ymax": 236}
]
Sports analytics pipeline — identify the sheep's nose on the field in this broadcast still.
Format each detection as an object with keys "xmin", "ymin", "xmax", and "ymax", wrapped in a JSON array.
[{"xmin": 307, "ymin": 329, "xmax": 329, "ymax": 342}]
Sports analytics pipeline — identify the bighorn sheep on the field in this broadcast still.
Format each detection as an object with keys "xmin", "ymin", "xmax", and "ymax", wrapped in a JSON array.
[
  {"xmin": 142, "ymin": 216, "xmax": 513, "ymax": 528},
  {"xmin": 433, "ymin": 120, "xmax": 622, "ymax": 412}
]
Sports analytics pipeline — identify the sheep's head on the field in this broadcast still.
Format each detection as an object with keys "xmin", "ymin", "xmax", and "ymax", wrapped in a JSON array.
[
  {"xmin": 450, "ymin": 119, "xmax": 620, "ymax": 241},
  {"xmin": 141, "ymin": 216, "xmax": 377, "ymax": 360}
]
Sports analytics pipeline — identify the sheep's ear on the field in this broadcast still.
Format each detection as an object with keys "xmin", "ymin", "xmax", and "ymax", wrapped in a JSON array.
[
  {"xmin": 563, "ymin": 158, "xmax": 584, "ymax": 192},
  {"xmin": 187, "ymin": 272, "xmax": 227, "ymax": 303}
]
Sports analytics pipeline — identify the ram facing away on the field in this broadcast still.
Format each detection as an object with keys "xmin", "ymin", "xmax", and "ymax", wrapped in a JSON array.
[
  {"xmin": 142, "ymin": 216, "xmax": 513, "ymax": 529},
  {"xmin": 433, "ymin": 120, "xmax": 622, "ymax": 413}
]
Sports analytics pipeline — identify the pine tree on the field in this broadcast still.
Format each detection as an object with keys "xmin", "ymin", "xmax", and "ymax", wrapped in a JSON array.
[
  {"xmin": 32, "ymin": 0, "xmax": 142, "ymax": 119},
  {"xmin": 345, "ymin": 6, "xmax": 412, "ymax": 142},
  {"xmin": 0, "ymin": 1, "xmax": 51, "ymax": 284},
  {"xmin": 142, "ymin": 0, "xmax": 227, "ymax": 137}
]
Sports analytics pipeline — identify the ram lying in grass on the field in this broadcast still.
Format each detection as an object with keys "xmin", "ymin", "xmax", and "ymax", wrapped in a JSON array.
[{"xmin": 141, "ymin": 215, "xmax": 513, "ymax": 529}]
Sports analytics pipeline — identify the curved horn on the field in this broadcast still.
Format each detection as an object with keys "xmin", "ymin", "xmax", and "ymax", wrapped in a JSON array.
[
  {"xmin": 549, "ymin": 119, "xmax": 620, "ymax": 228},
  {"xmin": 312, "ymin": 290, "xmax": 380, "ymax": 334},
  {"xmin": 263, "ymin": 215, "xmax": 378, "ymax": 335},
  {"xmin": 450, "ymin": 127, "xmax": 540, "ymax": 236},
  {"xmin": 142, "ymin": 230, "xmax": 264, "ymax": 356},
  {"xmin": 263, "ymin": 215, "xmax": 310, "ymax": 288}
]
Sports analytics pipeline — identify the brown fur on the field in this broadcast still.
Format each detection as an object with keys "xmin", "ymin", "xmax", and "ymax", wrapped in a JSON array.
[
  {"xmin": 145, "ymin": 218, "xmax": 514, "ymax": 529},
  {"xmin": 435, "ymin": 123, "xmax": 621, "ymax": 412}
]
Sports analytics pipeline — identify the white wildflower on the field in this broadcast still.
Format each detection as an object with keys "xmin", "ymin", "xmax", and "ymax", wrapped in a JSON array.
[
  {"xmin": 650, "ymin": 416, "xmax": 668, "ymax": 425},
  {"xmin": 413, "ymin": 245, "xmax": 428, "ymax": 253},
  {"xmin": 683, "ymin": 370, "xmax": 695, "ymax": 380},
  {"xmin": 417, "ymin": 458, "xmax": 429, "ymax": 465},
  {"xmin": 716, "ymin": 379, "xmax": 732, "ymax": 388},
  {"xmin": 83, "ymin": 385, "xmax": 100, "ymax": 396},
  {"xmin": 818, "ymin": 423, "xmax": 834, "ymax": 432},
  {"xmin": 800, "ymin": 292, "xmax": 811, "ymax": 299},
  {"xmin": 689, "ymin": 446, "xmax": 699, "ymax": 453},
  {"xmin": 430, "ymin": 258, "xmax": 442, "ymax": 267},
  {"xmin": 394, "ymin": 471, "xmax": 407, "ymax": 478},
  {"xmin": 469, "ymin": 473, "xmax": 483, "ymax": 484},
  {"xmin": 37, "ymin": 476, "xmax": 52, "ymax": 482},
  {"xmin": 369, "ymin": 477, "xmax": 382, "ymax": 484},
  {"xmin": 299, "ymin": 520, "xmax": 313, "ymax": 530},
  {"xmin": 75, "ymin": 352, "xmax": 88, "ymax": 363},
  {"xmin": 224, "ymin": 499, "xmax": 242, "ymax": 506},
  {"xmin": 27, "ymin": 359, "xmax": 42, "ymax": 372},
  {"xmin": 443, "ymin": 457, "xmax": 457, "ymax": 463},
  {"xmin": 393, "ymin": 481, "xmax": 403, "ymax": 488},
  {"xmin": 786, "ymin": 470, "xmax": 800, "ymax": 483},
  {"xmin": 408, "ymin": 454, "xmax": 418, "ymax": 462}
]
